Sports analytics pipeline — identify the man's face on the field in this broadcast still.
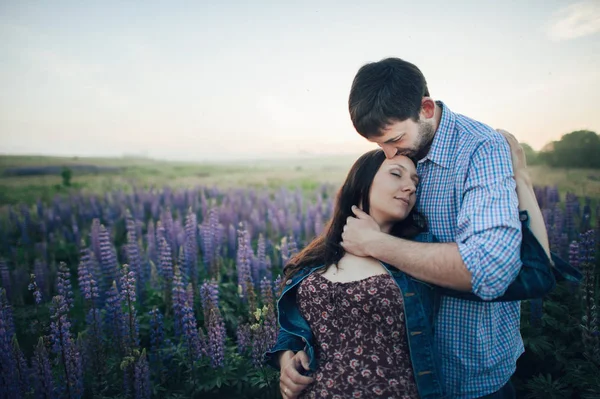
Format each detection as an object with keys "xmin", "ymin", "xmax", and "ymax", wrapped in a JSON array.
[{"xmin": 367, "ymin": 118, "xmax": 435, "ymax": 160}]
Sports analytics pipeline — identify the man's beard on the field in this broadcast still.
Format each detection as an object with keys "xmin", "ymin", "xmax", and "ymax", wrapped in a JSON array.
[{"xmin": 399, "ymin": 121, "xmax": 436, "ymax": 161}]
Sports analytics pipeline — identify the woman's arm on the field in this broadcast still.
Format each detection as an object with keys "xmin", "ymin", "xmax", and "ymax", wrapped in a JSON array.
[
  {"xmin": 497, "ymin": 129, "xmax": 552, "ymax": 261},
  {"xmin": 432, "ymin": 130, "xmax": 557, "ymax": 302}
]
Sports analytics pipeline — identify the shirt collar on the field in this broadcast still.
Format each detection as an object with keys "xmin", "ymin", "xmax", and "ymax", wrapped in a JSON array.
[{"xmin": 419, "ymin": 101, "xmax": 457, "ymax": 169}]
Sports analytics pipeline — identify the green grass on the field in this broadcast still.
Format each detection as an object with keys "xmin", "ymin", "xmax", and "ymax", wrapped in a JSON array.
[{"xmin": 1, "ymin": 155, "xmax": 599, "ymax": 208}]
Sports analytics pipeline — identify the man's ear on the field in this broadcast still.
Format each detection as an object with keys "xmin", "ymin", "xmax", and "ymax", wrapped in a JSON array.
[{"xmin": 420, "ymin": 97, "xmax": 435, "ymax": 119}]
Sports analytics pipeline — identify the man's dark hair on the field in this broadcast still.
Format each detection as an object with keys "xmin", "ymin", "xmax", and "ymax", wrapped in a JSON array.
[{"xmin": 348, "ymin": 57, "xmax": 430, "ymax": 138}]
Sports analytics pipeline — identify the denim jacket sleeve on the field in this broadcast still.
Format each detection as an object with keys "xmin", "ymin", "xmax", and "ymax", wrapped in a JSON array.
[
  {"xmin": 426, "ymin": 211, "xmax": 581, "ymax": 302},
  {"xmin": 264, "ymin": 328, "xmax": 305, "ymax": 369}
]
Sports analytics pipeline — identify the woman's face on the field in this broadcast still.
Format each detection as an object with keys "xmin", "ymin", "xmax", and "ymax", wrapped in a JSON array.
[{"xmin": 368, "ymin": 155, "xmax": 419, "ymax": 232}]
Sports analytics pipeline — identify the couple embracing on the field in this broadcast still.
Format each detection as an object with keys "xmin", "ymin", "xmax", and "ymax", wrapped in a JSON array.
[{"xmin": 264, "ymin": 57, "xmax": 578, "ymax": 399}]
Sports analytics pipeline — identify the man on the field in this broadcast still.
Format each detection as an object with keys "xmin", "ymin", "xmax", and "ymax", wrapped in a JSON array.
[{"xmin": 341, "ymin": 57, "xmax": 522, "ymax": 399}]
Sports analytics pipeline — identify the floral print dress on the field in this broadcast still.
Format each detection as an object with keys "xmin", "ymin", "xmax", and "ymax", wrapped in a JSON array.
[{"xmin": 296, "ymin": 272, "xmax": 419, "ymax": 399}]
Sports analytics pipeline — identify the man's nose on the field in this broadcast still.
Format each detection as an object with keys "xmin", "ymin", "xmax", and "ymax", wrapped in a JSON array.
[{"xmin": 381, "ymin": 144, "xmax": 397, "ymax": 159}]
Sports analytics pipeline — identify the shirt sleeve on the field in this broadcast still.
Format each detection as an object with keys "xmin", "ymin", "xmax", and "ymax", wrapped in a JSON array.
[{"xmin": 456, "ymin": 139, "xmax": 523, "ymax": 300}]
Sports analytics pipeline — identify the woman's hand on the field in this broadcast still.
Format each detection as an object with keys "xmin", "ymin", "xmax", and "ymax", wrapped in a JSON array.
[
  {"xmin": 279, "ymin": 350, "xmax": 314, "ymax": 398},
  {"xmin": 496, "ymin": 128, "xmax": 529, "ymax": 180}
]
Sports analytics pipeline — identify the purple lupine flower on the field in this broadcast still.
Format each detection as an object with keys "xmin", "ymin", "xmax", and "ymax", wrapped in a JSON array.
[
  {"xmin": 260, "ymin": 276, "xmax": 274, "ymax": 309},
  {"xmin": 78, "ymin": 249, "xmax": 99, "ymax": 303},
  {"xmin": 264, "ymin": 256, "xmax": 273, "ymax": 283},
  {"xmin": 567, "ymin": 241, "xmax": 581, "ymax": 293},
  {"xmin": 184, "ymin": 208, "xmax": 198, "ymax": 282},
  {"xmin": 288, "ymin": 236, "xmax": 299, "ymax": 258},
  {"xmin": 90, "ymin": 218, "xmax": 102, "ymax": 263},
  {"xmin": 580, "ymin": 230, "xmax": 598, "ymax": 358},
  {"xmin": 77, "ymin": 243, "xmax": 105, "ymax": 387},
  {"xmin": 0, "ymin": 259, "xmax": 10, "ymax": 301},
  {"xmin": 569, "ymin": 241, "xmax": 580, "ymax": 270},
  {"xmin": 249, "ymin": 307, "xmax": 276, "ymax": 368},
  {"xmin": 236, "ymin": 321, "xmax": 251, "ymax": 354},
  {"xmin": 236, "ymin": 223, "xmax": 254, "ymax": 299},
  {"xmin": 177, "ymin": 247, "xmax": 186, "ymax": 278},
  {"xmin": 11, "ymin": 336, "xmax": 30, "ymax": 398},
  {"xmin": 84, "ymin": 307, "xmax": 104, "ymax": 378},
  {"xmin": 228, "ymin": 224, "xmax": 237, "ymax": 258},
  {"xmin": 98, "ymin": 224, "xmax": 119, "ymax": 291},
  {"xmin": 186, "ymin": 283, "xmax": 194, "ymax": 311},
  {"xmin": 172, "ymin": 266, "xmax": 187, "ymax": 337},
  {"xmin": 161, "ymin": 208, "xmax": 176, "ymax": 259},
  {"xmin": 149, "ymin": 308, "xmax": 165, "ymax": 353},
  {"xmin": 0, "ymin": 287, "xmax": 15, "ymax": 338},
  {"xmin": 159, "ymin": 237, "xmax": 174, "ymax": 283},
  {"xmin": 134, "ymin": 349, "xmax": 151, "ymax": 399},
  {"xmin": 200, "ymin": 208, "xmax": 221, "ymax": 276},
  {"xmin": 314, "ymin": 208, "xmax": 324, "ymax": 237},
  {"xmin": 146, "ymin": 220, "xmax": 157, "ymax": 265},
  {"xmin": 125, "ymin": 212, "xmax": 143, "ymax": 289},
  {"xmin": 255, "ymin": 234, "xmax": 267, "ymax": 282},
  {"xmin": 0, "ymin": 289, "xmax": 19, "ymax": 399},
  {"xmin": 31, "ymin": 337, "xmax": 55, "ymax": 399},
  {"xmin": 49, "ymin": 295, "xmax": 83, "ymax": 399},
  {"xmin": 104, "ymin": 281, "xmax": 125, "ymax": 353},
  {"xmin": 200, "ymin": 280, "xmax": 219, "ymax": 321},
  {"xmin": 280, "ymin": 236, "xmax": 290, "ymax": 267},
  {"xmin": 181, "ymin": 304, "xmax": 202, "ymax": 359},
  {"xmin": 56, "ymin": 262, "xmax": 74, "ymax": 309},
  {"xmin": 120, "ymin": 264, "xmax": 139, "ymax": 352},
  {"xmin": 273, "ymin": 274, "xmax": 283, "ymax": 299},
  {"xmin": 206, "ymin": 307, "xmax": 226, "ymax": 368},
  {"xmin": 564, "ymin": 193, "xmax": 577, "ymax": 240},
  {"xmin": 28, "ymin": 274, "xmax": 42, "ymax": 304}
]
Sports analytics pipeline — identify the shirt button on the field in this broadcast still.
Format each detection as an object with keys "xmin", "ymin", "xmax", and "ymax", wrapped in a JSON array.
[{"xmin": 286, "ymin": 279, "xmax": 292, "ymax": 285}]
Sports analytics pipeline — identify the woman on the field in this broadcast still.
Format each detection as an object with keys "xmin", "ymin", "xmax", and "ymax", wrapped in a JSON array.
[{"xmin": 265, "ymin": 134, "xmax": 555, "ymax": 399}]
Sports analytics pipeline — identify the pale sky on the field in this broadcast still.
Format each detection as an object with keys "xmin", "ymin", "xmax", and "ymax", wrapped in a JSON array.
[{"xmin": 1, "ymin": 0, "xmax": 599, "ymax": 161}]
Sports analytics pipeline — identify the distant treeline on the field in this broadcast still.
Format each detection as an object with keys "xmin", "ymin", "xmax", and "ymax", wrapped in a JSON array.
[
  {"xmin": 2, "ymin": 165, "xmax": 120, "ymax": 177},
  {"xmin": 523, "ymin": 130, "xmax": 600, "ymax": 169}
]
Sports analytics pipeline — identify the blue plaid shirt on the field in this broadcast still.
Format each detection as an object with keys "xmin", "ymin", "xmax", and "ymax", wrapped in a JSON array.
[{"xmin": 416, "ymin": 102, "xmax": 524, "ymax": 398}]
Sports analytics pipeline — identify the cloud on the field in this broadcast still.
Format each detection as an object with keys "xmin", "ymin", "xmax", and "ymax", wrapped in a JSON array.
[{"xmin": 545, "ymin": 1, "xmax": 600, "ymax": 41}]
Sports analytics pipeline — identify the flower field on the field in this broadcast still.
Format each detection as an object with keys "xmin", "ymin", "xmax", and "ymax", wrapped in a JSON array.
[{"xmin": 0, "ymin": 183, "xmax": 598, "ymax": 398}]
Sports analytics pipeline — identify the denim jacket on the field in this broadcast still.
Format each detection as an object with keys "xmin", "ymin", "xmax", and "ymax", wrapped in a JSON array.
[
  {"xmin": 265, "ymin": 260, "xmax": 447, "ymax": 399},
  {"xmin": 264, "ymin": 211, "xmax": 581, "ymax": 398}
]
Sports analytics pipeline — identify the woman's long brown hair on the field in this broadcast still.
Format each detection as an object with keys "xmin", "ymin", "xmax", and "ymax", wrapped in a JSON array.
[{"xmin": 281, "ymin": 149, "xmax": 426, "ymax": 289}]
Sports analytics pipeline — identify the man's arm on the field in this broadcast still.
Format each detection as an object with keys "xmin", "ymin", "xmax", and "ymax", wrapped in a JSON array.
[
  {"xmin": 342, "ymin": 138, "xmax": 522, "ymax": 300},
  {"xmin": 344, "ymin": 213, "xmax": 472, "ymax": 290}
]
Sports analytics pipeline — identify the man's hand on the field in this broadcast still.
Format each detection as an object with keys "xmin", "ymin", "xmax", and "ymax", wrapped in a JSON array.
[
  {"xmin": 279, "ymin": 350, "xmax": 314, "ymax": 399},
  {"xmin": 340, "ymin": 206, "xmax": 382, "ymax": 257}
]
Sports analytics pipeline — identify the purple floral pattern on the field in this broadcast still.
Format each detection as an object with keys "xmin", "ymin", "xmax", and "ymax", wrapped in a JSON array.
[{"xmin": 297, "ymin": 272, "xmax": 419, "ymax": 399}]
